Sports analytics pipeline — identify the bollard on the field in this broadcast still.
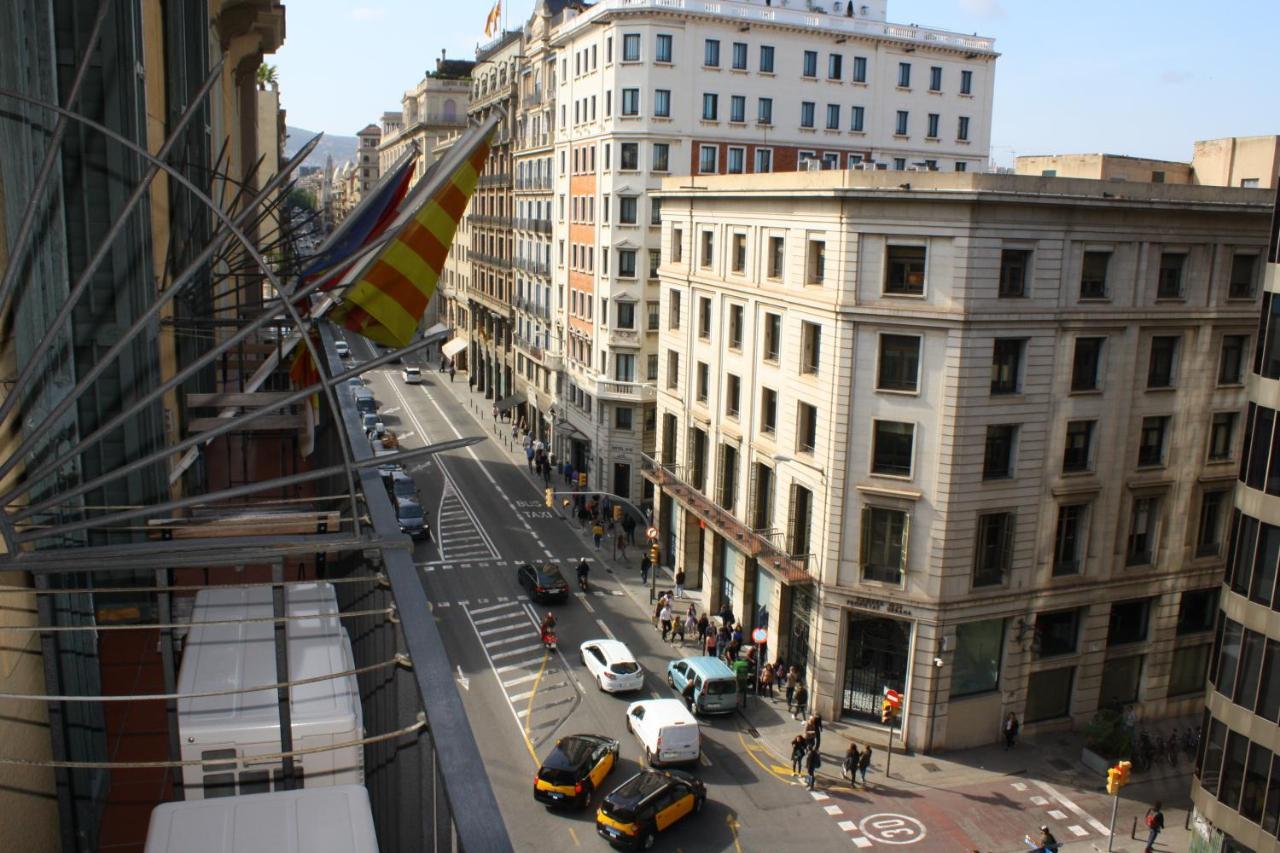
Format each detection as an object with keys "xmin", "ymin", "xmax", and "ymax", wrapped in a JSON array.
[{"xmin": 1130, "ymin": 815, "xmax": 1137, "ymax": 840}]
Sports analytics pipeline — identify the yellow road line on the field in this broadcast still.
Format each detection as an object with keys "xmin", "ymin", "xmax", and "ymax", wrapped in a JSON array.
[
  {"xmin": 726, "ymin": 815, "xmax": 744, "ymax": 853},
  {"xmin": 567, "ymin": 826, "xmax": 580, "ymax": 847},
  {"xmin": 735, "ymin": 728, "xmax": 794, "ymax": 785},
  {"xmin": 520, "ymin": 650, "xmax": 550, "ymax": 764}
]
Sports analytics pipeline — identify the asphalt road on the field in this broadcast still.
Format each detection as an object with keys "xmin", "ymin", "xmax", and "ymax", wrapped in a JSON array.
[{"xmin": 348, "ymin": 338, "xmax": 847, "ymax": 853}]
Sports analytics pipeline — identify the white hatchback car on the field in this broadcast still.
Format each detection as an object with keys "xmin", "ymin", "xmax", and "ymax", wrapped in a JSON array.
[{"xmin": 580, "ymin": 639, "xmax": 644, "ymax": 693}]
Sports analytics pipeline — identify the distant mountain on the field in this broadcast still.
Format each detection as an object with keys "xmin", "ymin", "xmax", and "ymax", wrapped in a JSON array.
[{"xmin": 285, "ymin": 126, "xmax": 357, "ymax": 171}]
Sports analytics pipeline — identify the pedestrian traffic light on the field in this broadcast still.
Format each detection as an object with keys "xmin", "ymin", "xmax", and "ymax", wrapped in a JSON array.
[
  {"xmin": 1116, "ymin": 760, "xmax": 1131, "ymax": 786},
  {"xmin": 577, "ymin": 472, "xmax": 587, "ymax": 487},
  {"xmin": 544, "ymin": 488, "xmax": 554, "ymax": 508},
  {"xmin": 1106, "ymin": 766, "xmax": 1121, "ymax": 795},
  {"xmin": 649, "ymin": 543, "xmax": 660, "ymax": 565},
  {"xmin": 613, "ymin": 505, "xmax": 623, "ymax": 521},
  {"xmin": 881, "ymin": 700, "xmax": 894, "ymax": 725}
]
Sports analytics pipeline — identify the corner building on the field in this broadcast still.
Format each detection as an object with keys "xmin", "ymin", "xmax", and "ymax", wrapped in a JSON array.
[
  {"xmin": 1191, "ymin": 192, "xmax": 1280, "ymax": 853},
  {"xmin": 548, "ymin": 0, "xmax": 996, "ymax": 501},
  {"xmin": 649, "ymin": 170, "xmax": 1271, "ymax": 754}
]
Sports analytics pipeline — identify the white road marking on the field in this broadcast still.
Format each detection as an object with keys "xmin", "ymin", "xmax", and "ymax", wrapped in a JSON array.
[
  {"xmin": 699, "ymin": 753, "xmax": 712, "ymax": 767},
  {"xmin": 484, "ymin": 633, "xmax": 534, "ymax": 649},
  {"xmin": 1011, "ymin": 782, "xmax": 1028, "ymax": 791},
  {"xmin": 495, "ymin": 658, "xmax": 544, "ymax": 674},
  {"xmin": 470, "ymin": 601, "xmax": 520, "ymax": 616},
  {"xmin": 502, "ymin": 672, "xmax": 540, "ymax": 688},
  {"xmin": 1033, "ymin": 781, "xmax": 1111, "ymax": 836},
  {"xmin": 473, "ymin": 613, "xmax": 520, "ymax": 626},
  {"xmin": 838, "ymin": 821, "xmax": 856, "ymax": 832},
  {"xmin": 460, "ymin": 606, "xmax": 539, "ymax": 745},
  {"xmin": 435, "ymin": 601, "xmax": 449, "ymax": 607},
  {"xmin": 1048, "ymin": 809, "xmax": 1067, "ymax": 820},
  {"xmin": 851, "ymin": 838, "xmax": 872, "ymax": 849},
  {"xmin": 1068, "ymin": 825, "xmax": 1088, "ymax": 837},
  {"xmin": 595, "ymin": 619, "xmax": 616, "ymax": 640},
  {"xmin": 491, "ymin": 643, "xmax": 545, "ymax": 660},
  {"xmin": 477, "ymin": 623, "xmax": 524, "ymax": 639},
  {"xmin": 810, "ymin": 791, "xmax": 830, "ymax": 801},
  {"xmin": 1030, "ymin": 796, "xmax": 1049, "ymax": 806},
  {"xmin": 824, "ymin": 805, "xmax": 843, "ymax": 816}
]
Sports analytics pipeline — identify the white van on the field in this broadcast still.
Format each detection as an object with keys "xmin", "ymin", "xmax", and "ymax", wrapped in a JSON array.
[
  {"xmin": 624, "ymin": 698, "xmax": 700, "ymax": 767},
  {"xmin": 143, "ymin": 784, "xmax": 378, "ymax": 853},
  {"xmin": 177, "ymin": 583, "xmax": 364, "ymax": 799}
]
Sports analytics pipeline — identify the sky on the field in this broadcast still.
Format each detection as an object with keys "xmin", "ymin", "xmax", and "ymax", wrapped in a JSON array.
[{"xmin": 274, "ymin": 0, "xmax": 1280, "ymax": 166}]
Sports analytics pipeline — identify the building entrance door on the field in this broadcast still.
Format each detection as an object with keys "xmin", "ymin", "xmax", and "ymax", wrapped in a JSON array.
[
  {"xmin": 613, "ymin": 463, "xmax": 631, "ymax": 501},
  {"xmin": 841, "ymin": 615, "xmax": 911, "ymax": 720}
]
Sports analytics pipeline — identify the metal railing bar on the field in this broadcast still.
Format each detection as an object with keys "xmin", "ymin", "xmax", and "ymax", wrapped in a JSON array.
[{"xmin": 2, "ymin": 533, "xmax": 374, "ymax": 573}]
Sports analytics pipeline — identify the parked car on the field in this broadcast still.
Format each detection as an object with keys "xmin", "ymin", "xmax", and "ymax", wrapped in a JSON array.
[
  {"xmin": 596, "ymin": 768, "xmax": 705, "ymax": 850},
  {"xmin": 361, "ymin": 413, "xmax": 378, "ymax": 434},
  {"xmin": 334, "ymin": 341, "xmax": 350, "ymax": 359},
  {"xmin": 580, "ymin": 640, "xmax": 644, "ymax": 693},
  {"xmin": 347, "ymin": 377, "xmax": 363, "ymax": 390},
  {"xmin": 533, "ymin": 734, "xmax": 619, "ymax": 810},
  {"xmin": 354, "ymin": 389, "xmax": 376, "ymax": 415},
  {"xmin": 395, "ymin": 498, "xmax": 429, "ymax": 540},
  {"xmin": 387, "ymin": 471, "xmax": 418, "ymax": 502},
  {"xmin": 665, "ymin": 657, "xmax": 739, "ymax": 715},
  {"xmin": 401, "ymin": 366, "xmax": 422, "ymax": 384},
  {"xmin": 517, "ymin": 562, "xmax": 569, "ymax": 603}
]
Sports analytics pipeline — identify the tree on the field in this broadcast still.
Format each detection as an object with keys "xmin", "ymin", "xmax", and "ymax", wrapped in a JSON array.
[{"xmin": 256, "ymin": 63, "xmax": 278, "ymax": 88}]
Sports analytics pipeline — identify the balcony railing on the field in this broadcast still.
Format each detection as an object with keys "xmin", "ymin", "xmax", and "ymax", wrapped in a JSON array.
[
  {"xmin": 514, "ymin": 177, "xmax": 553, "ymax": 192},
  {"xmin": 595, "ymin": 379, "xmax": 656, "ymax": 402},
  {"xmin": 514, "ymin": 255, "xmax": 550, "ymax": 277},
  {"xmin": 417, "ymin": 112, "xmax": 467, "ymax": 127},
  {"xmin": 641, "ymin": 453, "xmax": 811, "ymax": 583},
  {"xmin": 513, "ymin": 215, "xmax": 552, "ymax": 233},
  {"xmin": 514, "ymin": 335, "xmax": 544, "ymax": 360},
  {"xmin": 607, "ymin": 328, "xmax": 642, "ymax": 349},
  {"xmin": 521, "ymin": 87, "xmax": 543, "ymax": 108},
  {"xmin": 471, "ymin": 250, "xmax": 511, "ymax": 269},
  {"xmin": 477, "ymin": 173, "xmax": 511, "ymax": 187},
  {"xmin": 471, "ymin": 214, "xmax": 512, "ymax": 228}
]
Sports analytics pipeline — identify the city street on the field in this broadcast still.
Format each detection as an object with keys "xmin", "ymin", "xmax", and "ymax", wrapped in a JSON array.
[{"xmin": 347, "ymin": 338, "xmax": 1166, "ymax": 853}]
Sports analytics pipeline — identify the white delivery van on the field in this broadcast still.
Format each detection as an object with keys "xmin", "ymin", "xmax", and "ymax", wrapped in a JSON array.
[
  {"xmin": 177, "ymin": 582, "xmax": 364, "ymax": 798},
  {"xmin": 143, "ymin": 784, "xmax": 378, "ymax": 853},
  {"xmin": 624, "ymin": 698, "xmax": 700, "ymax": 767}
]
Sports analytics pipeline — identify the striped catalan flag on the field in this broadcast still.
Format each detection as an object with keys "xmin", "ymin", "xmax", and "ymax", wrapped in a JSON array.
[{"xmin": 328, "ymin": 123, "xmax": 496, "ymax": 348}]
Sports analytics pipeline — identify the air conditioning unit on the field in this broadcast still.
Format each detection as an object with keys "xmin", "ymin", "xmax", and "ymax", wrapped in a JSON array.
[{"xmin": 803, "ymin": 159, "xmax": 823, "ymax": 172}]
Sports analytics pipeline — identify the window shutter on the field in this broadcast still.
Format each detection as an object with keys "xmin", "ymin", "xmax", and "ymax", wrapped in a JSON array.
[
  {"xmin": 899, "ymin": 512, "xmax": 911, "ymax": 579},
  {"xmin": 860, "ymin": 506, "xmax": 872, "ymax": 570}
]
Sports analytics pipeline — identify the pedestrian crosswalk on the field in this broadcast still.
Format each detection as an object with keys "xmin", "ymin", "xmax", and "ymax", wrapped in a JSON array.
[
  {"xmin": 436, "ymin": 480, "xmax": 499, "ymax": 561},
  {"xmin": 461, "ymin": 599, "xmax": 580, "ymax": 752}
]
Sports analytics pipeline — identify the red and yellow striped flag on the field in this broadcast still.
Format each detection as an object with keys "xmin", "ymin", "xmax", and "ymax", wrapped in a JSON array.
[
  {"xmin": 328, "ymin": 125, "xmax": 494, "ymax": 348},
  {"xmin": 288, "ymin": 329, "xmax": 323, "ymax": 456}
]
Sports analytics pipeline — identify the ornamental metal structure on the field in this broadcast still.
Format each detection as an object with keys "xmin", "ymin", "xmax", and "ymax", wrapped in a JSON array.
[{"xmin": 0, "ymin": 2, "xmax": 508, "ymax": 851}]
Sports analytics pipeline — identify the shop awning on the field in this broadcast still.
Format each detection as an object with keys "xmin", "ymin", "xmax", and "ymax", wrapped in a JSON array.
[
  {"xmin": 441, "ymin": 337, "xmax": 468, "ymax": 358},
  {"xmin": 494, "ymin": 392, "xmax": 526, "ymax": 414}
]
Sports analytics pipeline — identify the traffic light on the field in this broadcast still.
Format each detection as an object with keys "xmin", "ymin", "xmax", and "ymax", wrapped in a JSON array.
[
  {"xmin": 1116, "ymin": 760, "xmax": 1131, "ymax": 787},
  {"xmin": 649, "ymin": 543, "xmax": 660, "ymax": 565},
  {"xmin": 577, "ymin": 472, "xmax": 587, "ymax": 488},
  {"xmin": 544, "ymin": 488, "xmax": 554, "ymax": 508},
  {"xmin": 1106, "ymin": 766, "xmax": 1121, "ymax": 796},
  {"xmin": 612, "ymin": 505, "xmax": 623, "ymax": 522},
  {"xmin": 881, "ymin": 700, "xmax": 893, "ymax": 725}
]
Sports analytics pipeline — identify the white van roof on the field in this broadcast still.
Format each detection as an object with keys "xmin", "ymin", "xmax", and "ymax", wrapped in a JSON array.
[
  {"xmin": 143, "ymin": 784, "xmax": 378, "ymax": 853},
  {"xmin": 177, "ymin": 583, "xmax": 358, "ymax": 742},
  {"xmin": 627, "ymin": 698, "xmax": 697, "ymax": 727}
]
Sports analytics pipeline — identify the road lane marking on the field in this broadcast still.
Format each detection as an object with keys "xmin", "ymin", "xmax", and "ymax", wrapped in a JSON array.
[
  {"xmin": 495, "ymin": 658, "xmax": 543, "ymax": 674},
  {"xmin": 479, "ymin": 623, "xmax": 527, "ymax": 638},
  {"xmin": 851, "ymin": 838, "xmax": 872, "ymax": 849},
  {"xmin": 1048, "ymin": 809, "xmax": 1067, "ymax": 820},
  {"xmin": 484, "ymin": 634, "xmax": 534, "ymax": 649},
  {"xmin": 473, "ymin": 613, "xmax": 521, "ymax": 625},
  {"xmin": 574, "ymin": 593, "xmax": 595, "ymax": 614},
  {"xmin": 461, "ymin": 604, "xmax": 538, "ymax": 765},
  {"xmin": 823, "ymin": 805, "xmax": 843, "ymax": 816},
  {"xmin": 838, "ymin": 821, "xmax": 856, "ymax": 832},
  {"xmin": 595, "ymin": 619, "xmax": 616, "ymax": 640},
  {"xmin": 491, "ymin": 643, "xmax": 545, "ymax": 660},
  {"xmin": 1030, "ymin": 795, "xmax": 1049, "ymax": 805},
  {"xmin": 1068, "ymin": 825, "xmax": 1088, "ymax": 837},
  {"xmin": 502, "ymin": 672, "xmax": 540, "ymax": 688},
  {"xmin": 810, "ymin": 791, "xmax": 830, "ymax": 801},
  {"xmin": 1033, "ymin": 781, "xmax": 1111, "ymax": 835},
  {"xmin": 699, "ymin": 752, "xmax": 712, "ymax": 767},
  {"xmin": 471, "ymin": 601, "xmax": 521, "ymax": 616},
  {"xmin": 523, "ymin": 650, "xmax": 550, "ymax": 741},
  {"xmin": 567, "ymin": 827, "xmax": 580, "ymax": 847}
]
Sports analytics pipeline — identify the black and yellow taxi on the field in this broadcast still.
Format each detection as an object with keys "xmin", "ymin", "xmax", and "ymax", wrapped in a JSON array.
[
  {"xmin": 533, "ymin": 734, "xmax": 619, "ymax": 810},
  {"xmin": 596, "ymin": 768, "xmax": 706, "ymax": 849}
]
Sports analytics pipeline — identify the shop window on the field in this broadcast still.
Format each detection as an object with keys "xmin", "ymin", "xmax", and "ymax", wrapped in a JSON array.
[
  {"xmin": 949, "ymin": 618, "xmax": 1004, "ymax": 698},
  {"xmin": 1098, "ymin": 654, "xmax": 1143, "ymax": 709}
]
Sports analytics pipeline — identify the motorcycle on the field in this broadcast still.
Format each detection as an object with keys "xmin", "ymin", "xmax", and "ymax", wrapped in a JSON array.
[
  {"xmin": 541, "ymin": 628, "xmax": 557, "ymax": 651},
  {"xmin": 578, "ymin": 572, "xmax": 589, "ymax": 593}
]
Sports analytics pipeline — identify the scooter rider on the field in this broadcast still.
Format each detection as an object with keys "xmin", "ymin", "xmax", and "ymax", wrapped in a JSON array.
[
  {"xmin": 576, "ymin": 558, "xmax": 590, "ymax": 591},
  {"xmin": 540, "ymin": 611, "xmax": 557, "ymax": 638}
]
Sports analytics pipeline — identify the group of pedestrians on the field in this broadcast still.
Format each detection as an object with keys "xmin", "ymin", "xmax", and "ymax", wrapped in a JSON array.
[
  {"xmin": 520, "ymin": 431, "xmax": 554, "ymax": 484},
  {"xmin": 436, "ymin": 355, "xmax": 456, "ymax": 382}
]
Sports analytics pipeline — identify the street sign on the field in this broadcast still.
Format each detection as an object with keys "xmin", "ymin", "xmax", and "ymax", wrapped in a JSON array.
[
  {"xmin": 646, "ymin": 526, "xmax": 658, "ymax": 540},
  {"xmin": 751, "ymin": 627, "xmax": 768, "ymax": 644},
  {"xmin": 884, "ymin": 687, "xmax": 902, "ymax": 707}
]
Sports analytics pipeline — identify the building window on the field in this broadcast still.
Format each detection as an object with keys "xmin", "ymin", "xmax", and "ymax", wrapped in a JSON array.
[
  {"xmin": 763, "ymin": 313, "xmax": 781, "ymax": 361},
  {"xmin": 1036, "ymin": 609, "xmax": 1080, "ymax": 657},
  {"xmin": 732, "ymin": 41, "xmax": 747, "ymax": 70},
  {"xmin": 877, "ymin": 334, "xmax": 921, "ymax": 392},
  {"xmin": 727, "ymin": 146, "xmax": 745, "ymax": 174},
  {"xmin": 617, "ymin": 302, "xmax": 636, "ymax": 330},
  {"xmin": 620, "ymin": 142, "xmax": 639, "ymax": 170},
  {"xmin": 885, "ymin": 245, "xmax": 926, "ymax": 294},
  {"xmin": 702, "ymin": 92, "xmax": 718, "ymax": 120},
  {"xmin": 623, "ymin": 33, "xmax": 641, "ymax": 61},
  {"xmin": 827, "ymin": 53, "xmax": 843, "ymax": 80},
  {"xmin": 1126, "ymin": 496, "xmax": 1159, "ymax": 566},
  {"xmin": 697, "ymin": 295, "xmax": 712, "ymax": 337},
  {"xmin": 728, "ymin": 95, "xmax": 746, "ymax": 124},
  {"xmin": 895, "ymin": 110, "xmax": 909, "ymax": 135},
  {"xmin": 653, "ymin": 33, "xmax": 672, "ymax": 62},
  {"xmin": 755, "ymin": 148, "xmax": 773, "ymax": 173},
  {"xmin": 759, "ymin": 44, "xmax": 775, "ymax": 72},
  {"xmin": 700, "ymin": 232, "xmax": 714, "ymax": 268},
  {"xmin": 894, "ymin": 157, "xmax": 906, "ymax": 171},
  {"xmin": 725, "ymin": 374, "xmax": 741, "ymax": 418},
  {"xmin": 1168, "ymin": 645, "xmax": 1213, "ymax": 697},
  {"xmin": 926, "ymin": 112, "xmax": 940, "ymax": 139},
  {"xmin": 618, "ymin": 196, "xmax": 637, "ymax": 224},
  {"xmin": 698, "ymin": 145, "xmax": 717, "ymax": 173},
  {"xmin": 973, "ymin": 512, "xmax": 1014, "ymax": 587},
  {"xmin": 652, "ymin": 143, "xmax": 669, "ymax": 172},
  {"xmin": 1062, "ymin": 420, "xmax": 1094, "ymax": 473},
  {"xmin": 1157, "ymin": 251, "xmax": 1186, "ymax": 299},
  {"xmin": 872, "ymin": 420, "xmax": 914, "ymax": 477},
  {"xmin": 647, "ymin": 301, "xmax": 660, "ymax": 330},
  {"xmin": 726, "ymin": 305, "xmax": 744, "ymax": 347},
  {"xmin": 653, "ymin": 89, "xmax": 671, "ymax": 117},
  {"xmin": 761, "ymin": 387, "xmax": 777, "ymax": 434},
  {"xmin": 802, "ymin": 50, "xmax": 817, "ymax": 78},
  {"xmin": 929, "ymin": 65, "xmax": 942, "ymax": 91},
  {"xmin": 768, "ymin": 236, "xmax": 784, "ymax": 278},
  {"xmin": 1099, "ymin": 655, "xmax": 1144, "ymax": 709},
  {"xmin": 618, "ymin": 249, "xmax": 637, "ymax": 278},
  {"xmin": 1178, "ymin": 588, "xmax": 1219, "ymax": 636},
  {"xmin": 1209, "ymin": 411, "xmax": 1236, "ymax": 461},
  {"xmin": 797, "ymin": 403, "xmax": 818, "ymax": 453},
  {"xmin": 897, "ymin": 61, "xmax": 911, "ymax": 87},
  {"xmin": 757, "ymin": 97, "xmax": 773, "ymax": 125},
  {"xmin": 800, "ymin": 322, "xmax": 821, "ymax": 374},
  {"xmin": 950, "ymin": 618, "xmax": 1004, "ymax": 698},
  {"xmin": 731, "ymin": 234, "xmax": 746, "ymax": 273},
  {"xmin": 958, "ymin": 116, "xmax": 970, "ymax": 141},
  {"xmin": 704, "ymin": 39, "xmax": 720, "ymax": 67},
  {"xmin": 990, "ymin": 339, "xmax": 1025, "ymax": 395},
  {"xmin": 1137, "ymin": 416, "xmax": 1169, "ymax": 467},
  {"xmin": 1080, "ymin": 250, "xmax": 1111, "ymax": 299},
  {"xmin": 807, "ymin": 240, "xmax": 826, "ymax": 284},
  {"xmin": 1053, "ymin": 504, "xmax": 1086, "ymax": 575},
  {"xmin": 666, "ymin": 350, "xmax": 679, "ymax": 389},
  {"xmin": 1197, "ymin": 490, "xmax": 1229, "ymax": 557},
  {"xmin": 825, "ymin": 104, "xmax": 840, "ymax": 130},
  {"xmin": 668, "ymin": 290, "xmax": 681, "ymax": 329},
  {"xmin": 998, "ymin": 249, "xmax": 1030, "ymax": 297},
  {"xmin": 615, "ymin": 406, "xmax": 633, "ymax": 430},
  {"xmin": 861, "ymin": 506, "xmax": 908, "ymax": 584},
  {"xmin": 695, "ymin": 361, "xmax": 709, "ymax": 402},
  {"xmin": 960, "ymin": 69, "xmax": 973, "ymax": 94},
  {"xmin": 1108, "ymin": 599, "xmax": 1152, "ymax": 646},
  {"xmin": 800, "ymin": 101, "xmax": 815, "ymax": 128},
  {"xmin": 1229, "ymin": 253, "xmax": 1258, "ymax": 299},
  {"xmin": 850, "ymin": 105, "xmax": 865, "ymax": 132},
  {"xmin": 983, "ymin": 424, "xmax": 1017, "ymax": 480},
  {"xmin": 719, "ymin": 444, "xmax": 739, "ymax": 510},
  {"xmin": 1219, "ymin": 334, "xmax": 1247, "ymax": 385},
  {"xmin": 1071, "ymin": 337, "xmax": 1104, "ymax": 392},
  {"xmin": 1147, "ymin": 336, "xmax": 1178, "ymax": 388}
]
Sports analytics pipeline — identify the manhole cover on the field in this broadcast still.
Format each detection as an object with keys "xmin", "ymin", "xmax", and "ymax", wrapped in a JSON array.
[{"xmin": 921, "ymin": 762, "xmax": 941, "ymax": 773}]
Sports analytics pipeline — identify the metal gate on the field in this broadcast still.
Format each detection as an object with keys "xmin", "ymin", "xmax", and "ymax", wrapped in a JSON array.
[{"xmin": 842, "ymin": 616, "xmax": 911, "ymax": 719}]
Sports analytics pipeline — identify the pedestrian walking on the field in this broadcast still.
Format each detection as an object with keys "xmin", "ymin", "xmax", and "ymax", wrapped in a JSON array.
[
  {"xmin": 790, "ymin": 735, "xmax": 808, "ymax": 775},
  {"xmin": 525, "ymin": 445, "xmax": 535, "ymax": 472},
  {"xmin": 674, "ymin": 569, "xmax": 686, "ymax": 598},
  {"xmin": 785, "ymin": 666, "xmax": 799, "ymax": 712},
  {"xmin": 1003, "ymin": 711, "xmax": 1020, "ymax": 750},
  {"xmin": 1028, "ymin": 825, "xmax": 1059, "ymax": 852},
  {"xmin": 804, "ymin": 743, "xmax": 821, "ymax": 791},
  {"xmin": 640, "ymin": 554, "xmax": 651, "ymax": 585},
  {"xmin": 715, "ymin": 625, "xmax": 730, "ymax": 659},
  {"xmin": 622, "ymin": 514, "xmax": 636, "ymax": 545},
  {"xmin": 448, "ymin": 363, "xmax": 456, "ymax": 382},
  {"xmin": 732, "ymin": 657, "xmax": 750, "ymax": 708},
  {"xmin": 684, "ymin": 612, "xmax": 698, "ymax": 647},
  {"xmin": 704, "ymin": 629, "xmax": 717, "ymax": 656},
  {"xmin": 541, "ymin": 459, "xmax": 551, "ymax": 485},
  {"xmin": 806, "ymin": 713, "xmax": 823, "ymax": 751},
  {"xmin": 792, "ymin": 682, "xmax": 809, "ymax": 721},
  {"xmin": 681, "ymin": 679, "xmax": 696, "ymax": 712},
  {"xmin": 759, "ymin": 662, "xmax": 775, "ymax": 698},
  {"xmin": 1143, "ymin": 802, "xmax": 1164, "ymax": 852},
  {"xmin": 616, "ymin": 533, "xmax": 627, "ymax": 559},
  {"xmin": 659, "ymin": 602, "xmax": 673, "ymax": 642},
  {"xmin": 718, "ymin": 600, "xmax": 735, "ymax": 627},
  {"xmin": 697, "ymin": 612, "xmax": 709, "ymax": 638},
  {"xmin": 858, "ymin": 745, "xmax": 873, "ymax": 787},
  {"xmin": 592, "ymin": 521, "xmax": 604, "ymax": 549},
  {"xmin": 492, "ymin": 404, "xmax": 498, "ymax": 423},
  {"xmin": 842, "ymin": 743, "xmax": 858, "ymax": 783},
  {"xmin": 671, "ymin": 612, "xmax": 686, "ymax": 644}
]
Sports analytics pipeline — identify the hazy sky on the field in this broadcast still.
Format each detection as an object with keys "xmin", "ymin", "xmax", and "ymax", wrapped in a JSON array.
[{"xmin": 274, "ymin": 0, "xmax": 1280, "ymax": 166}]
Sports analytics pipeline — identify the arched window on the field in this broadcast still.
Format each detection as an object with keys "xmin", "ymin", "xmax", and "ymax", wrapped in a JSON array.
[{"xmin": 443, "ymin": 99, "xmax": 457, "ymax": 120}]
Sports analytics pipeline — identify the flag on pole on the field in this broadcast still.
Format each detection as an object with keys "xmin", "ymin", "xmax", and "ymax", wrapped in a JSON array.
[
  {"xmin": 287, "ymin": 329, "xmax": 323, "ymax": 457},
  {"xmin": 327, "ymin": 120, "xmax": 496, "ymax": 348},
  {"xmin": 484, "ymin": 1, "xmax": 502, "ymax": 37}
]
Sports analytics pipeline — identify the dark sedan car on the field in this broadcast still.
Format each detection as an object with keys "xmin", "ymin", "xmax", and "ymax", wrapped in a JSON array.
[{"xmin": 517, "ymin": 562, "xmax": 570, "ymax": 603}]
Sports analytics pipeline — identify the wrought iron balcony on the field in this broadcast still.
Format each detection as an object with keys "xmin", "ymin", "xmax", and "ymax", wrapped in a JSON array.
[
  {"xmin": 477, "ymin": 172, "xmax": 511, "ymax": 187},
  {"xmin": 640, "ymin": 453, "xmax": 811, "ymax": 583}
]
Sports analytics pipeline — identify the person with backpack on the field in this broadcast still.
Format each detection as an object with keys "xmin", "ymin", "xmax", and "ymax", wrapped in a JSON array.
[
  {"xmin": 790, "ymin": 735, "xmax": 808, "ymax": 776},
  {"xmin": 858, "ymin": 744, "xmax": 873, "ymax": 787},
  {"xmin": 1143, "ymin": 802, "xmax": 1164, "ymax": 852}
]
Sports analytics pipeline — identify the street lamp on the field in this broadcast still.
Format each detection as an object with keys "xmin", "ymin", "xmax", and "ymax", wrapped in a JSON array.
[{"xmin": 770, "ymin": 453, "xmax": 828, "ymax": 484}]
